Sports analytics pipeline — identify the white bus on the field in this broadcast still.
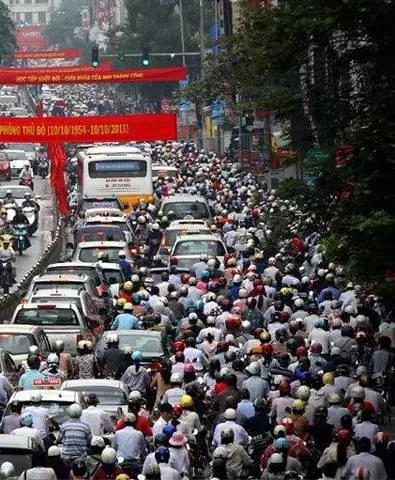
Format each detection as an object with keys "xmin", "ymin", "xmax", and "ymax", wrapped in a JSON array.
[{"xmin": 77, "ymin": 146, "xmax": 153, "ymax": 212}]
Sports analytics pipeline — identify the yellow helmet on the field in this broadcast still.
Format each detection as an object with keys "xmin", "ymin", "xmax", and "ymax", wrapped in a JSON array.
[
  {"xmin": 323, "ymin": 372, "xmax": 334, "ymax": 385},
  {"xmin": 116, "ymin": 475, "xmax": 130, "ymax": 480},
  {"xmin": 180, "ymin": 395, "xmax": 193, "ymax": 408},
  {"xmin": 292, "ymin": 399, "xmax": 305, "ymax": 411},
  {"xmin": 123, "ymin": 281, "xmax": 133, "ymax": 291},
  {"xmin": 116, "ymin": 298, "xmax": 127, "ymax": 308}
]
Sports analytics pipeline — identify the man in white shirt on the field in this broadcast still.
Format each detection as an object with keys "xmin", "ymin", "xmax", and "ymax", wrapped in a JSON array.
[
  {"xmin": 12, "ymin": 412, "xmax": 45, "ymax": 451},
  {"xmin": 80, "ymin": 393, "xmax": 113, "ymax": 436},
  {"xmin": 156, "ymin": 447, "xmax": 181, "ymax": 480},
  {"xmin": 152, "ymin": 403, "xmax": 174, "ymax": 440},
  {"xmin": 212, "ymin": 408, "xmax": 250, "ymax": 448},
  {"xmin": 24, "ymin": 393, "xmax": 50, "ymax": 442}
]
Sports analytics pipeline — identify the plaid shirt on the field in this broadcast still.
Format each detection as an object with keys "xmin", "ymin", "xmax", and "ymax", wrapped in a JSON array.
[{"xmin": 58, "ymin": 418, "xmax": 92, "ymax": 459}]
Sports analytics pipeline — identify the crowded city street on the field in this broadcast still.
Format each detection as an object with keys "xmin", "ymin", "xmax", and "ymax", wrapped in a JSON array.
[{"xmin": 0, "ymin": 0, "xmax": 392, "ymax": 479}]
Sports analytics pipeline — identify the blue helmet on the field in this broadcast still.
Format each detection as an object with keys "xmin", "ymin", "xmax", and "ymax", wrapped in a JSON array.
[
  {"xmin": 155, "ymin": 446, "xmax": 170, "ymax": 463},
  {"xmin": 131, "ymin": 351, "xmax": 142, "ymax": 361},
  {"xmin": 195, "ymin": 300, "xmax": 204, "ymax": 312},
  {"xmin": 201, "ymin": 270, "xmax": 210, "ymax": 280},
  {"xmin": 20, "ymin": 412, "xmax": 33, "ymax": 426},
  {"xmin": 162, "ymin": 424, "xmax": 177, "ymax": 439}
]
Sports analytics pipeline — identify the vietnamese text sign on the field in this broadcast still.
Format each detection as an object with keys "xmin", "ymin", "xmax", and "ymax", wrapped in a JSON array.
[
  {"xmin": 0, "ymin": 66, "xmax": 187, "ymax": 85},
  {"xmin": 0, "ymin": 114, "xmax": 177, "ymax": 143},
  {"xmin": 15, "ymin": 49, "xmax": 82, "ymax": 60},
  {"xmin": 0, "ymin": 62, "xmax": 112, "ymax": 74}
]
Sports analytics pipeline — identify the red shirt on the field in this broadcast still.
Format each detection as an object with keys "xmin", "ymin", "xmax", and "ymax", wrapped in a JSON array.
[
  {"xmin": 115, "ymin": 414, "xmax": 152, "ymax": 437},
  {"xmin": 291, "ymin": 237, "xmax": 304, "ymax": 254}
]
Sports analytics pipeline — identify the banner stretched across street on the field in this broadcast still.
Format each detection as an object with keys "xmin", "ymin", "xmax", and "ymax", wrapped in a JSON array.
[
  {"xmin": 0, "ymin": 114, "xmax": 177, "ymax": 142},
  {"xmin": 0, "ymin": 66, "xmax": 187, "ymax": 85},
  {"xmin": 14, "ymin": 49, "xmax": 82, "ymax": 60}
]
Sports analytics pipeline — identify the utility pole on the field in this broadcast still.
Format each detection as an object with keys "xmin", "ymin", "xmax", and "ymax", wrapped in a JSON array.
[
  {"xmin": 179, "ymin": 0, "xmax": 189, "ymax": 142},
  {"xmin": 199, "ymin": 0, "xmax": 206, "ymax": 150}
]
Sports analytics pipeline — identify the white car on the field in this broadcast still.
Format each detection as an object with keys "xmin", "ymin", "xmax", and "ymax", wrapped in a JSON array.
[
  {"xmin": 160, "ymin": 220, "xmax": 211, "ymax": 256},
  {"xmin": 72, "ymin": 240, "xmax": 132, "ymax": 263},
  {"xmin": 85, "ymin": 207, "xmax": 125, "ymax": 219},
  {"xmin": 60, "ymin": 379, "xmax": 129, "ymax": 418},
  {"xmin": 2, "ymin": 150, "xmax": 29, "ymax": 177},
  {"xmin": 170, "ymin": 234, "xmax": 227, "ymax": 270}
]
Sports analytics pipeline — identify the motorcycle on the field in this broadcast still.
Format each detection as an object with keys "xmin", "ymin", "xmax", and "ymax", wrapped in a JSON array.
[
  {"xmin": 19, "ymin": 177, "xmax": 34, "ymax": 191},
  {"xmin": 12, "ymin": 224, "xmax": 28, "ymax": 255},
  {"xmin": 38, "ymin": 160, "xmax": 49, "ymax": 179},
  {"xmin": 0, "ymin": 259, "xmax": 13, "ymax": 294},
  {"xmin": 22, "ymin": 206, "xmax": 38, "ymax": 236}
]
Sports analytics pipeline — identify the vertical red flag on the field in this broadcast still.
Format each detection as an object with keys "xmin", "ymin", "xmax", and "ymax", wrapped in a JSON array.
[{"xmin": 48, "ymin": 143, "xmax": 68, "ymax": 215}]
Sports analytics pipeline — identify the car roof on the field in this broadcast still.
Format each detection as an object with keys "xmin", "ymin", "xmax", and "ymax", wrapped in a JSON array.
[
  {"xmin": 61, "ymin": 379, "xmax": 127, "ymax": 390},
  {"xmin": 149, "ymin": 267, "xmax": 190, "ymax": 274},
  {"xmin": 47, "ymin": 262, "xmax": 101, "ymax": 270},
  {"xmin": 0, "ymin": 434, "xmax": 35, "ymax": 449},
  {"xmin": 85, "ymin": 217, "xmax": 127, "ymax": 224},
  {"xmin": 10, "ymin": 389, "xmax": 80, "ymax": 402},
  {"xmin": 102, "ymin": 330, "xmax": 163, "ymax": 338},
  {"xmin": 0, "ymin": 325, "xmax": 44, "ymax": 333},
  {"xmin": 78, "ymin": 223, "xmax": 123, "ymax": 230},
  {"xmin": 33, "ymin": 273, "xmax": 89, "ymax": 282},
  {"xmin": 169, "ymin": 219, "xmax": 208, "ymax": 227},
  {"xmin": 31, "ymin": 289, "xmax": 83, "ymax": 299},
  {"xmin": 161, "ymin": 194, "xmax": 207, "ymax": 202},
  {"xmin": 85, "ymin": 208, "xmax": 124, "ymax": 215},
  {"xmin": 175, "ymin": 234, "xmax": 223, "ymax": 242},
  {"xmin": 16, "ymin": 302, "xmax": 79, "ymax": 310},
  {"xmin": 76, "ymin": 241, "xmax": 127, "ymax": 248}
]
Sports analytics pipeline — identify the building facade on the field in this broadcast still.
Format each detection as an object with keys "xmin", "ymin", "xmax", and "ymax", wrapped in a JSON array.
[{"xmin": 3, "ymin": 0, "xmax": 62, "ymax": 25}]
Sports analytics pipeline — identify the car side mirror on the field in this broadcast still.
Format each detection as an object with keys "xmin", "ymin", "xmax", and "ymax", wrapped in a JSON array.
[{"xmin": 123, "ymin": 203, "xmax": 129, "ymax": 210}]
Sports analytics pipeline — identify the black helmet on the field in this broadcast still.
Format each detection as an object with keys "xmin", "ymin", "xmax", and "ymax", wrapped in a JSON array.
[
  {"xmin": 254, "ymin": 398, "xmax": 268, "ymax": 412},
  {"xmin": 27, "ymin": 354, "xmax": 39, "ymax": 369},
  {"xmin": 224, "ymin": 351, "xmax": 236, "ymax": 363},
  {"xmin": 315, "ymin": 406, "xmax": 328, "ymax": 418}
]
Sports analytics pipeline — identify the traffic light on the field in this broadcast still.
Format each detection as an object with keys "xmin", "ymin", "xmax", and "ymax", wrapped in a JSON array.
[
  {"xmin": 141, "ymin": 45, "xmax": 150, "ymax": 67},
  {"xmin": 117, "ymin": 52, "xmax": 126, "ymax": 63},
  {"xmin": 91, "ymin": 45, "xmax": 99, "ymax": 68}
]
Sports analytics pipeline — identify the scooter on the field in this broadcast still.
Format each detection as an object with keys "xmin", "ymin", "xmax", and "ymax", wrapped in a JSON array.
[
  {"xmin": 19, "ymin": 177, "xmax": 34, "ymax": 191},
  {"xmin": 38, "ymin": 160, "xmax": 49, "ymax": 178},
  {"xmin": 12, "ymin": 224, "xmax": 28, "ymax": 255},
  {"xmin": 22, "ymin": 206, "xmax": 38, "ymax": 236}
]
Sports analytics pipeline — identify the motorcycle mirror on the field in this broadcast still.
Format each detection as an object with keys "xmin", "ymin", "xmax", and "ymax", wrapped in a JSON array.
[{"xmin": 35, "ymin": 195, "xmax": 41, "ymax": 200}]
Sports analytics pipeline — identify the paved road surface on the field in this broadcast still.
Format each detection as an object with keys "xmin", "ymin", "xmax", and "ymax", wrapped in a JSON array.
[{"xmin": 0, "ymin": 176, "xmax": 56, "ymax": 293}]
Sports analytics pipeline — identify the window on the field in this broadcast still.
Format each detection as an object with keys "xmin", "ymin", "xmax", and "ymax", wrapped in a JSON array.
[
  {"xmin": 15, "ymin": 308, "xmax": 79, "ymax": 326},
  {"xmin": 24, "ymin": 0, "xmax": 32, "ymax": 4},
  {"xmin": 24, "ymin": 12, "xmax": 33, "ymax": 24},
  {"xmin": 88, "ymin": 160, "xmax": 147, "ymax": 178},
  {"xmin": 35, "ymin": 0, "xmax": 49, "ymax": 4},
  {"xmin": 37, "ymin": 11, "xmax": 46, "ymax": 24}
]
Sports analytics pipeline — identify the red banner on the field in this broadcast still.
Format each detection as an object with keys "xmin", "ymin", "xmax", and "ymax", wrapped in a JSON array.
[
  {"xmin": 0, "ymin": 62, "xmax": 112, "ymax": 74},
  {"xmin": 0, "ymin": 66, "xmax": 187, "ymax": 85},
  {"xmin": 0, "ymin": 114, "xmax": 177, "ymax": 143},
  {"xmin": 15, "ymin": 49, "xmax": 82, "ymax": 60},
  {"xmin": 16, "ymin": 26, "xmax": 47, "ymax": 50}
]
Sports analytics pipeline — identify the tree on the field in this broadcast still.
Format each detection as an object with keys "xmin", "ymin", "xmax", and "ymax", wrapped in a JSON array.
[
  {"xmin": 0, "ymin": 1, "xmax": 16, "ymax": 63},
  {"xmin": 44, "ymin": 0, "xmax": 92, "ymax": 60}
]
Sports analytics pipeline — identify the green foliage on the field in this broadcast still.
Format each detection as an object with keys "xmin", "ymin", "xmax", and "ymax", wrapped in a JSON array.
[
  {"xmin": 277, "ymin": 179, "xmax": 310, "ymax": 200},
  {"xmin": 0, "ymin": 1, "xmax": 16, "ymax": 62}
]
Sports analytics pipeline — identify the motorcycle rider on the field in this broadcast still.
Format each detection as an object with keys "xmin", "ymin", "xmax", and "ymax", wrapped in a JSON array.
[
  {"xmin": 0, "ymin": 238, "xmax": 16, "ymax": 282},
  {"xmin": 0, "ymin": 209, "xmax": 9, "ymax": 230},
  {"xmin": 19, "ymin": 164, "xmax": 33, "ymax": 187},
  {"xmin": 11, "ymin": 207, "xmax": 31, "ymax": 249},
  {"xmin": 2, "ymin": 191, "xmax": 16, "ymax": 206},
  {"xmin": 21, "ymin": 192, "xmax": 39, "ymax": 211}
]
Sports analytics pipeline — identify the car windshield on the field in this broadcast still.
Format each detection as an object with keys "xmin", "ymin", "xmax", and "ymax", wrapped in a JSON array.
[
  {"xmin": 0, "ymin": 333, "xmax": 34, "ymax": 355},
  {"xmin": 79, "ymin": 247, "xmax": 119, "ymax": 263},
  {"xmin": 77, "ymin": 226, "xmax": 125, "ymax": 242},
  {"xmin": 110, "ymin": 333, "xmax": 164, "ymax": 355},
  {"xmin": 0, "ymin": 187, "xmax": 33, "ymax": 199},
  {"xmin": 0, "ymin": 451, "xmax": 32, "ymax": 476},
  {"xmin": 162, "ymin": 201, "xmax": 210, "ymax": 220},
  {"xmin": 14, "ymin": 309, "xmax": 79, "ymax": 326},
  {"xmin": 4, "ymin": 151, "xmax": 27, "ymax": 160},
  {"xmin": 174, "ymin": 240, "xmax": 225, "ymax": 256},
  {"xmin": 103, "ymin": 270, "xmax": 123, "ymax": 284},
  {"xmin": 31, "ymin": 297, "xmax": 82, "ymax": 311},
  {"xmin": 34, "ymin": 281, "xmax": 84, "ymax": 292},
  {"xmin": 46, "ymin": 267, "xmax": 101, "ymax": 287},
  {"xmin": 16, "ymin": 401, "xmax": 73, "ymax": 425},
  {"xmin": 65, "ymin": 386, "xmax": 127, "ymax": 405}
]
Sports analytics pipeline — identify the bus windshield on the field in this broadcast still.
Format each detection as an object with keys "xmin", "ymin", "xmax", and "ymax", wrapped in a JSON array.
[{"xmin": 88, "ymin": 160, "xmax": 147, "ymax": 178}]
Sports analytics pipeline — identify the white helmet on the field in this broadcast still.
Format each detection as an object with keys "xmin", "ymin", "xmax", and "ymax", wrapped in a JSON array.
[
  {"xmin": 68, "ymin": 403, "xmax": 82, "ymax": 418},
  {"xmin": 91, "ymin": 436, "xmax": 106, "ymax": 448},
  {"xmin": 297, "ymin": 385, "xmax": 310, "ymax": 401},
  {"xmin": 170, "ymin": 372, "xmax": 183, "ymax": 383},
  {"xmin": 268, "ymin": 257, "xmax": 276, "ymax": 265},
  {"xmin": 294, "ymin": 298, "xmax": 304, "ymax": 308},
  {"xmin": 233, "ymin": 274, "xmax": 242, "ymax": 284},
  {"xmin": 129, "ymin": 390, "xmax": 143, "ymax": 402},
  {"xmin": 137, "ymin": 216, "xmax": 146, "ymax": 224},
  {"xmin": 152, "ymin": 223, "xmax": 160, "ymax": 230},
  {"xmin": 246, "ymin": 361, "xmax": 260, "ymax": 376},
  {"xmin": 0, "ymin": 462, "xmax": 15, "ymax": 477},
  {"xmin": 77, "ymin": 340, "xmax": 87, "ymax": 350},
  {"xmin": 106, "ymin": 333, "xmax": 119, "ymax": 344},
  {"xmin": 47, "ymin": 353, "xmax": 59, "ymax": 365},
  {"xmin": 118, "ymin": 250, "xmax": 126, "ymax": 258},
  {"xmin": 47, "ymin": 446, "xmax": 61, "ymax": 457},
  {"xmin": 101, "ymin": 447, "xmax": 117, "ymax": 464}
]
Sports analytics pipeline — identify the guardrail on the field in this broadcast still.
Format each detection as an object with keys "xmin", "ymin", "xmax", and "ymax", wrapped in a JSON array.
[{"xmin": 0, "ymin": 217, "xmax": 65, "ymax": 323}]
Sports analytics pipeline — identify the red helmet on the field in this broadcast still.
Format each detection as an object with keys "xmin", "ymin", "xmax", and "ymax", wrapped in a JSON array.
[
  {"xmin": 169, "ymin": 256, "xmax": 178, "ymax": 266},
  {"xmin": 261, "ymin": 343, "xmax": 273, "ymax": 356},
  {"xmin": 173, "ymin": 404, "xmax": 183, "ymax": 417},
  {"xmin": 279, "ymin": 311, "xmax": 290, "ymax": 322},
  {"xmin": 281, "ymin": 417, "xmax": 294, "ymax": 434},
  {"xmin": 337, "ymin": 429, "xmax": 352, "ymax": 444},
  {"xmin": 183, "ymin": 363, "xmax": 195, "ymax": 374},
  {"xmin": 151, "ymin": 360, "xmax": 162, "ymax": 373},
  {"xmin": 296, "ymin": 346, "xmax": 308, "ymax": 359},
  {"xmin": 216, "ymin": 341, "xmax": 229, "ymax": 353},
  {"xmin": 181, "ymin": 274, "xmax": 191, "ymax": 284},
  {"xmin": 310, "ymin": 342, "xmax": 322, "ymax": 354},
  {"xmin": 278, "ymin": 381, "xmax": 291, "ymax": 395},
  {"xmin": 361, "ymin": 401, "xmax": 375, "ymax": 415},
  {"xmin": 225, "ymin": 315, "xmax": 241, "ymax": 330},
  {"xmin": 173, "ymin": 341, "xmax": 185, "ymax": 352}
]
